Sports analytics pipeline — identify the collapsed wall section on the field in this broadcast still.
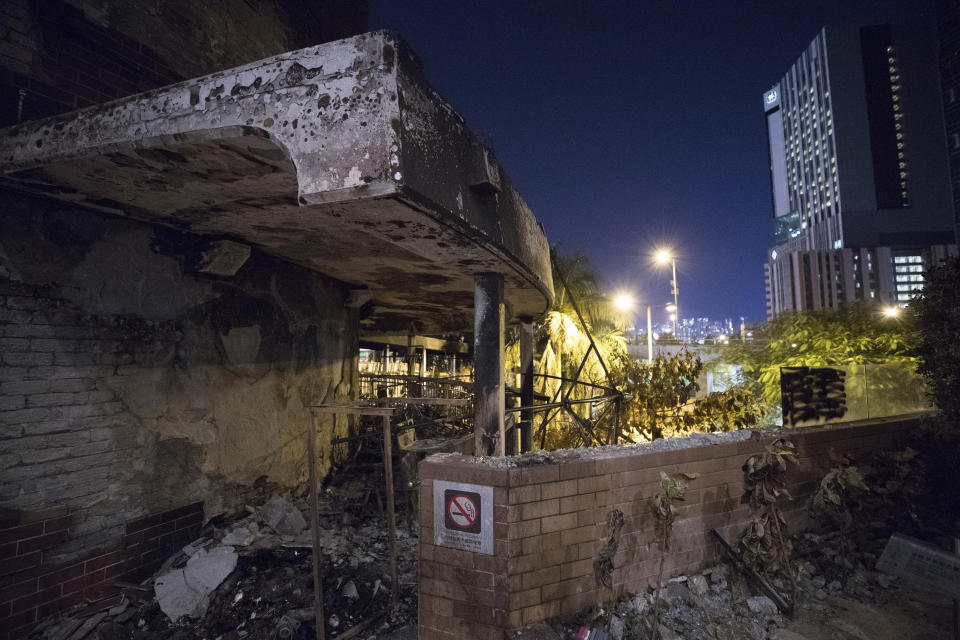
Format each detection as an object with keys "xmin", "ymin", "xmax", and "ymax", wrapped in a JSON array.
[
  {"xmin": 0, "ymin": 189, "xmax": 358, "ymax": 564},
  {"xmin": 417, "ymin": 417, "xmax": 916, "ymax": 639}
]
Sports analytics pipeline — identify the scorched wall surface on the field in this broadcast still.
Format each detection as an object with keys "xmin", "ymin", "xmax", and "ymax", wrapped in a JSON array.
[{"xmin": 0, "ymin": 190, "xmax": 358, "ymax": 563}]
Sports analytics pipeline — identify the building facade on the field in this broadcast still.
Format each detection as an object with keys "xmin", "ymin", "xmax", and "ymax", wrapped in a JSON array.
[
  {"xmin": 938, "ymin": 0, "xmax": 960, "ymax": 239},
  {"xmin": 763, "ymin": 21, "xmax": 957, "ymax": 319}
]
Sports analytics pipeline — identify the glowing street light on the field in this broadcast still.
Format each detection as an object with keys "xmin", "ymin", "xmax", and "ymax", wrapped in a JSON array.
[
  {"xmin": 655, "ymin": 249, "xmax": 679, "ymax": 340},
  {"xmin": 614, "ymin": 293, "xmax": 635, "ymax": 311},
  {"xmin": 614, "ymin": 291, "xmax": 653, "ymax": 363},
  {"xmin": 882, "ymin": 306, "xmax": 901, "ymax": 319}
]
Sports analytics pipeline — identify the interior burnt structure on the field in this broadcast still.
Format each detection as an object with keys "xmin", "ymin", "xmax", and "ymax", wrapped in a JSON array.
[{"xmin": 0, "ymin": 5, "xmax": 552, "ymax": 635}]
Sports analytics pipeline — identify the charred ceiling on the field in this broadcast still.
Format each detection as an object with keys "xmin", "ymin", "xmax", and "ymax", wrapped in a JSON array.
[{"xmin": 0, "ymin": 31, "xmax": 554, "ymax": 334}]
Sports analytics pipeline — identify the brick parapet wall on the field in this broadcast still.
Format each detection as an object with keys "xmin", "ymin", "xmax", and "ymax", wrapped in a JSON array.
[
  {"xmin": 418, "ymin": 416, "xmax": 917, "ymax": 639},
  {"xmin": 0, "ymin": 502, "xmax": 203, "ymax": 639}
]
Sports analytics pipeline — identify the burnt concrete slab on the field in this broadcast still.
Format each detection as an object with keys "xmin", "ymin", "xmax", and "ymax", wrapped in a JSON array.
[{"xmin": 0, "ymin": 30, "xmax": 553, "ymax": 333}]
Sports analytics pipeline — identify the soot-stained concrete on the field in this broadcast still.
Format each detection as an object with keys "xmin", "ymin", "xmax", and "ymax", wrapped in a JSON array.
[
  {"xmin": 0, "ymin": 194, "xmax": 358, "ymax": 558},
  {"xmin": 0, "ymin": 30, "xmax": 553, "ymax": 334}
]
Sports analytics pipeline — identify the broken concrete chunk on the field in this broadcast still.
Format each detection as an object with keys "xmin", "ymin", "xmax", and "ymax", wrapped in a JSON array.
[
  {"xmin": 706, "ymin": 564, "xmax": 729, "ymax": 584},
  {"xmin": 181, "ymin": 537, "xmax": 211, "ymax": 557},
  {"xmin": 687, "ymin": 574, "xmax": 709, "ymax": 596},
  {"xmin": 657, "ymin": 624, "xmax": 681, "ymax": 640},
  {"xmin": 258, "ymin": 496, "xmax": 307, "ymax": 535},
  {"xmin": 608, "ymin": 614, "xmax": 625, "ymax": 640},
  {"xmin": 155, "ymin": 545, "xmax": 238, "ymax": 622},
  {"xmin": 223, "ymin": 521, "xmax": 260, "ymax": 546},
  {"xmin": 199, "ymin": 239, "xmax": 251, "ymax": 276},
  {"xmin": 746, "ymin": 595, "xmax": 779, "ymax": 616},
  {"xmin": 341, "ymin": 579, "xmax": 359, "ymax": 600},
  {"xmin": 657, "ymin": 582, "xmax": 691, "ymax": 608},
  {"xmin": 65, "ymin": 611, "xmax": 108, "ymax": 640}
]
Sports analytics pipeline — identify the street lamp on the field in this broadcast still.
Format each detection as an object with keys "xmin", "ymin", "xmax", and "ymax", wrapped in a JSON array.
[
  {"xmin": 882, "ymin": 306, "xmax": 900, "ymax": 319},
  {"xmin": 655, "ymin": 250, "xmax": 679, "ymax": 341},
  {"xmin": 613, "ymin": 292, "xmax": 653, "ymax": 363},
  {"xmin": 614, "ymin": 293, "xmax": 634, "ymax": 312}
]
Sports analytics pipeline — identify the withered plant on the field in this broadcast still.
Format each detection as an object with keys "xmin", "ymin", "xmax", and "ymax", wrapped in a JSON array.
[
  {"xmin": 809, "ymin": 448, "xmax": 869, "ymax": 575},
  {"xmin": 594, "ymin": 507, "xmax": 625, "ymax": 590},
  {"xmin": 649, "ymin": 471, "xmax": 697, "ymax": 638},
  {"xmin": 737, "ymin": 438, "xmax": 798, "ymax": 605}
]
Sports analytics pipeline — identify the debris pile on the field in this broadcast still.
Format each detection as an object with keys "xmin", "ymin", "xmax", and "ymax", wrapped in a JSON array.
[
  {"xmin": 32, "ymin": 486, "xmax": 418, "ymax": 640},
  {"xmin": 515, "ymin": 527, "xmax": 952, "ymax": 640}
]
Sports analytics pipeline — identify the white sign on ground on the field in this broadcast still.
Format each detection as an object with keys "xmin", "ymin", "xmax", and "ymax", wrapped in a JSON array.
[
  {"xmin": 877, "ymin": 533, "xmax": 960, "ymax": 598},
  {"xmin": 433, "ymin": 480, "xmax": 494, "ymax": 555}
]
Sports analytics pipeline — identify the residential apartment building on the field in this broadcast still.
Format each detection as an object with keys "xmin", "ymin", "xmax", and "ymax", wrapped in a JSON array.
[{"xmin": 763, "ymin": 21, "xmax": 957, "ymax": 319}]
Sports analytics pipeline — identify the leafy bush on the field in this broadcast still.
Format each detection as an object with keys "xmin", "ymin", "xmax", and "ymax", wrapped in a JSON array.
[
  {"xmin": 610, "ymin": 351, "xmax": 766, "ymax": 440},
  {"xmin": 726, "ymin": 302, "xmax": 919, "ymax": 404},
  {"xmin": 911, "ymin": 255, "xmax": 960, "ymax": 421},
  {"xmin": 909, "ymin": 255, "xmax": 960, "ymax": 521}
]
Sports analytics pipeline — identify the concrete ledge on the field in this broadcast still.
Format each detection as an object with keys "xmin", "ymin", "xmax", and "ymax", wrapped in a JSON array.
[{"xmin": 0, "ymin": 30, "xmax": 553, "ymax": 333}]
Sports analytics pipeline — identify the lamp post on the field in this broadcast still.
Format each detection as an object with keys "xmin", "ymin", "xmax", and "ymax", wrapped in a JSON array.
[
  {"xmin": 646, "ymin": 305, "xmax": 653, "ymax": 364},
  {"xmin": 655, "ymin": 250, "xmax": 679, "ymax": 341}
]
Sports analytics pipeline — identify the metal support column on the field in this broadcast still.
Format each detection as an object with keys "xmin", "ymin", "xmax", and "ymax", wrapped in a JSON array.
[
  {"xmin": 519, "ymin": 317, "xmax": 534, "ymax": 453},
  {"xmin": 474, "ymin": 272, "xmax": 505, "ymax": 456}
]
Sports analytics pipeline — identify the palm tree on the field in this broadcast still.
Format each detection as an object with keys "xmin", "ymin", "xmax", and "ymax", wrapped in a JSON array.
[{"xmin": 507, "ymin": 249, "xmax": 627, "ymax": 449}]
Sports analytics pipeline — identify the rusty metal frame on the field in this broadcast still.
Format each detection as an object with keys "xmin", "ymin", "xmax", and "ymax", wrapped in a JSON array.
[
  {"xmin": 308, "ymin": 403, "xmax": 400, "ymax": 640},
  {"xmin": 352, "ymin": 255, "xmax": 630, "ymax": 455}
]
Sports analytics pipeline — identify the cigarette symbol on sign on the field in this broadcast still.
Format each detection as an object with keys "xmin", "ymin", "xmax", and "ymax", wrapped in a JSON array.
[
  {"xmin": 448, "ymin": 494, "xmax": 477, "ymax": 528},
  {"xmin": 444, "ymin": 489, "xmax": 482, "ymax": 534}
]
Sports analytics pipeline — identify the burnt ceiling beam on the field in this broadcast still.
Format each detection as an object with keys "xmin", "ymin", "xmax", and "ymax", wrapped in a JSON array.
[{"xmin": 0, "ymin": 30, "xmax": 553, "ymax": 334}]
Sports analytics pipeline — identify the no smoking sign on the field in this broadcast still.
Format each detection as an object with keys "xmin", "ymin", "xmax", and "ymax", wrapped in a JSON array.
[
  {"xmin": 433, "ymin": 480, "xmax": 493, "ymax": 554},
  {"xmin": 445, "ymin": 491, "xmax": 482, "ymax": 533}
]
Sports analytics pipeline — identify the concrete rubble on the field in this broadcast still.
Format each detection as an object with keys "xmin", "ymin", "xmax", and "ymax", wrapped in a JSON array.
[
  {"xmin": 32, "ymin": 473, "xmax": 419, "ymax": 640},
  {"xmin": 154, "ymin": 546, "xmax": 239, "ymax": 621},
  {"xmin": 258, "ymin": 495, "xmax": 308, "ymax": 536},
  {"xmin": 514, "ymin": 527, "xmax": 951, "ymax": 640}
]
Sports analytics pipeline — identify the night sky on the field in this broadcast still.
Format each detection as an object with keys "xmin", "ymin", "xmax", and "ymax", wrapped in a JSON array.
[{"xmin": 370, "ymin": 1, "xmax": 931, "ymax": 325}]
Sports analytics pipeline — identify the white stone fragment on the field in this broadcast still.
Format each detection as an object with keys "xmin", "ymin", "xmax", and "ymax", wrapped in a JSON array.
[
  {"xmin": 746, "ymin": 595, "xmax": 779, "ymax": 616},
  {"xmin": 258, "ymin": 495, "xmax": 307, "ymax": 535},
  {"xmin": 155, "ymin": 545, "xmax": 238, "ymax": 622}
]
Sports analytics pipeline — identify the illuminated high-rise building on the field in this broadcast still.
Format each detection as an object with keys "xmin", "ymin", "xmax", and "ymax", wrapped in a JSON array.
[{"xmin": 763, "ymin": 21, "xmax": 957, "ymax": 319}]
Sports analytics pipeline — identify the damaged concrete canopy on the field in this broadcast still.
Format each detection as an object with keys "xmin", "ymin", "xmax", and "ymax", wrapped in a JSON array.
[{"xmin": 0, "ymin": 30, "xmax": 553, "ymax": 334}]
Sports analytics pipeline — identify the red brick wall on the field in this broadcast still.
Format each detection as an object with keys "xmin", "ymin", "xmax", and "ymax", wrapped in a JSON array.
[
  {"xmin": 418, "ymin": 416, "xmax": 917, "ymax": 639},
  {"xmin": 0, "ymin": 501, "xmax": 202, "ymax": 639}
]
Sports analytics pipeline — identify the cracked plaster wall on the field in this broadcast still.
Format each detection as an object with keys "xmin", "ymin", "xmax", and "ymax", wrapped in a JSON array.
[{"xmin": 0, "ymin": 191, "xmax": 358, "ymax": 559}]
